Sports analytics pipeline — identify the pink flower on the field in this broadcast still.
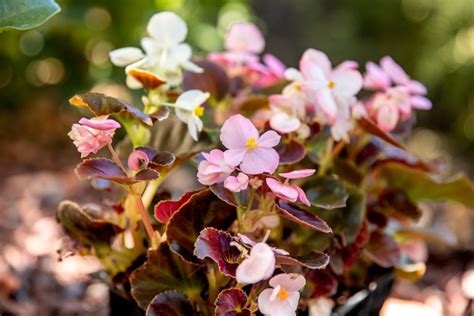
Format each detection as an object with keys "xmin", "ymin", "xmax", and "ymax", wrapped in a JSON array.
[
  {"xmin": 68, "ymin": 117, "xmax": 120, "ymax": 158},
  {"xmin": 363, "ymin": 56, "xmax": 432, "ymax": 131},
  {"xmin": 224, "ymin": 172, "xmax": 249, "ymax": 192},
  {"xmin": 299, "ymin": 49, "xmax": 363, "ymax": 123},
  {"xmin": 197, "ymin": 149, "xmax": 234, "ymax": 185},
  {"xmin": 220, "ymin": 114, "xmax": 281, "ymax": 175},
  {"xmin": 268, "ymin": 94, "xmax": 304, "ymax": 134},
  {"xmin": 225, "ymin": 22, "xmax": 265, "ymax": 54},
  {"xmin": 265, "ymin": 169, "xmax": 315, "ymax": 206},
  {"xmin": 128, "ymin": 150, "xmax": 149, "ymax": 170},
  {"xmin": 258, "ymin": 273, "xmax": 306, "ymax": 316},
  {"xmin": 245, "ymin": 54, "xmax": 286, "ymax": 88}
]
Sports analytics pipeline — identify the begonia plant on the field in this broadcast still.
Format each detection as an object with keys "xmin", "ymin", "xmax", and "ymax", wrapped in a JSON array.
[{"xmin": 58, "ymin": 12, "xmax": 474, "ymax": 315}]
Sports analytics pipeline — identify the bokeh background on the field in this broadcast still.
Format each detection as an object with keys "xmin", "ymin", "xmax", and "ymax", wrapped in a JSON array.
[{"xmin": 0, "ymin": 0, "xmax": 473, "ymax": 315}]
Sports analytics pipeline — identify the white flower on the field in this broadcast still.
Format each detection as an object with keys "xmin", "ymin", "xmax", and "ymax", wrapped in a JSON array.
[
  {"xmin": 174, "ymin": 90, "xmax": 210, "ymax": 141},
  {"xmin": 258, "ymin": 273, "xmax": 306, "ymax": 316},
  {"xmin": 235, "ymin": 242, "xmax": 275, "ymax": 284},
  {"xmin": 109, "ymin": 12, "xmax": 202, "ymax": 88}
]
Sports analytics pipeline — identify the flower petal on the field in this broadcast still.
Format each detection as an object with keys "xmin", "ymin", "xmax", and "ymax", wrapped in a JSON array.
[
  {"xmin": 364, "ymin": 61, "xmax": 391, "ymax": 90},
  {"xmin": 331, "ymin": 69, "xmax": 363, "ymax": 97},
  {"xmin": 301, "ymin": 49, "xmax": 332, "ymax": 77},
  {"xmin": 147, "ymin": 12, "xmax": 187, "ymax": 46},
  {"xmin": 258, "ymin": 130, "xmax": 281, "ymax": 148},
  {"xmin": 270, "ymin": 112, "xmax": 301, "ymax": 134},
  {"xmin": 266, "ymin": 178, "xmax": 299, "ymax": 202},
  {"xmin": 314, "ymin": 88, "xmax": 338, "ymax": 123},
  {"xmin": 240, "ymin": 147, "xmax": 280, "ymax": 175},
  {"xmin": 269, "ymin": 273, "xmax": 306, "ymax": 292},
  {"xmin": 236, "ymin": 242, "xmax": 275, "ymax": 284},
  {"xmin": 376, "ymin": 104, "xmax": 399, "ymax": 131},
  {"xmin": 109, "ymin": 47, "xmax": 144, "ymax": 67},
  {"xmin": 220, "ymin": 114, "xmax": 259, "ymax": 150},
  {"xmin": 410, "ymin": 95, "xmax": 432, "ymax": 110},
  {"xmin": 223, "ymin": 149, "xmax": 247, "ymax": 167},
  {"xmin": 279, "ymin": 169, "xmax": 315, "ymax": 179},
  {"xmin": 380, "ymin": 56, "xmax": 409, "ymax": 85},
  {"xmin": 295, "ymin": 185, "xmax": 311, "ymax": 206},
  {"xmin": 225, "ymin": 22, "xmax": 265, "ymax": 54}
]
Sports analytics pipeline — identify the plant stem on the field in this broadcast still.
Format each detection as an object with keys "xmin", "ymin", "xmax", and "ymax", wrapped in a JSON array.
[
  {"xmin": 206, "ymin": 266, "xmax": 218, "ymax": 303},
  {"xmin": 132, "ymin": 191, "xmax": 155, "ymax": 243},
  {"xmin": 142, "ymin": 176, "xmax": 166, "ymax": 209},
  {"xmin": 317, "ymin": 138, "xmax": 334, "ymax": 176},
  {"xmin": 107, "ymin": 143, "xmax": 127, "ymax": 171}
]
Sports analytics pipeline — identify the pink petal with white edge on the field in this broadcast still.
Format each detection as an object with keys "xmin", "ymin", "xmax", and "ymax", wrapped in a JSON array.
[
  {"xmin": 300, "ymin": 60, "xmax": 327, "ymax": 85},
  {"xmin": 266, "ymin": 178, "xmax": 298, "ymax": 202},
  {"xmin": 331, "ymin": 69, "xmax": 363, "ymax": 97},
  {"xmin": 258, "ymin": 130, "xmax": 281, "ymax": 147},
  {"xmin": 377, "ymin": 104, "xmax": 399, "ymax": 132},
  {"xmin": 301, "ymin": 49, "xmax": 332, "ymax": 77},
  {"xmin": 79, "ymin": 118, "xmax": 121, "ymax": 131},
  {"xmin": 223, "ymin": 149, "xmax": 247, "ymax": 167},
  {"xmin": 380, "ymin": 56, "xmax": 409, "ymax": 85},
  {"xmin": 364, "ymin": 61, "xmax": 391, "ymax": 90},
  {"xmin": 220, "ymin": 114, "xmax": 259, "ymax": 149},
  {"xmin": 270, "ymin": 273, "xmax": 306, "ymax": 292},
  {"xmin": 240, "ymin": 147, "xmax": 280, "ymax": 175},
  {"xmin": 410, "ymin": 95, "xmax": 432, "ymax": 110},
  {"xmin": 270, "ymin": 112, "xmax": 301, "ymax": 134},
  {"xmin": 225, "ymin": 22, "xmax": 265, "ymax": 54},
  {"xmin": 314, "ymin": 88, "xmax": 338, "ymax": 123},
  {"xmin": 279, "ymin": 169, "xmax": 315, "ymax": 179}
]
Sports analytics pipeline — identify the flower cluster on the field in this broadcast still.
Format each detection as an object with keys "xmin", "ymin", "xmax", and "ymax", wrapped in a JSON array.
[{"xmin": 60, "ymin": 10, "xmax": 473, "ymax": 316}]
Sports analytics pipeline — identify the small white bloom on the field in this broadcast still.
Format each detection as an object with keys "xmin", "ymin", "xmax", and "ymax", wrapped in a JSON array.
[
  {"xmin": 235, "ymin": 242, "xmax": 275, "ymax": 284},
  {"xmin": 109, "ymin": 11, "xmax": 201, "ymax": 88},
  {"xmin": 174, "ymin": 90, "xmax": 210, "ymax": 141},
  {"xmin": 258, "ymin": 273, "xmax": 306, "ymax": 316}
]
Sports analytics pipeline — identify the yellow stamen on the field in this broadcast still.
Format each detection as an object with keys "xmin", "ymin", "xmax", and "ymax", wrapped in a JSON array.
[
  {"xmin": 328, "ymin": 81, "xmax": 335, "ymax": 88},
  {"xmin": 246, "ymin": 137, "xmax": 259, "ymax": 149},
  {"xmin": 294, "ymin": 83, "xmax": 302, "ymax": 91},
  {"xmin": 194, "ymin": 106, "xmax": 204, "ymax": 117},
  {"xmin": 278, "ymin": 288, "xmax": 289, "ymax": 301}
]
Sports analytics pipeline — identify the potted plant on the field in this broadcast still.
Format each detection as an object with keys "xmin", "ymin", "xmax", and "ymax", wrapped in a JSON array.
[{"xmin": 57, "ymin": 12, "xmax": 474, "ymax": 315}]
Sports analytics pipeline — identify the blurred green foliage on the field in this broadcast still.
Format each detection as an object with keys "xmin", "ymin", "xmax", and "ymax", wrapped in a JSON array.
[{"xmin": 0, "ymin": 0, "xmax": 473, "ymax": 160}]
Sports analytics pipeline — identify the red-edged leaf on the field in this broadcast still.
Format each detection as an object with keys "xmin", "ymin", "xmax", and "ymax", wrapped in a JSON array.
[
  {"xmin": 69, "ymin": 92, "xmax": 152, "ymax": 126},
  {"xmin": 166, "ymin": 189, "xmax": 236, "ymax": 264},
  {"xmin": 150, "ymin": 106, "xmax": 170, "ymax": 123},
  {"xmin": 209, "ymin": 183, "xmax": 257, "ymax": 208},
  {"xmin": 307, "ymin": 269, "xmax": 338, "ymax": 297},
  {"xmin": 146, "ymin": 291, "xmax": 194, "ymax": 316},
  {"xmin": 357, "ymin": 117, "xmax": 405, "ymax": 149},
  {"xmin": 276, "ymin": 250, "xmax": 330, "ymax": 269},
  {"xmin": 377, "ymin": 189, "xmax": 422, "ymax": 221},
  {"xmin": 365, "ymin": 231, "xmax": 401, "ymax": 268},
  {"xmin": 275, "ymin": 200, "xmax": 332, "ymax": 233},
  {"xmin": 215, "ymin": 289, "xmax": 251, "ymax": 316},
  {"xmin": 194, "ymin": 228, "xmax": 241, "ymax": 277},
  {"xmin": 275, "ymin": 139, "xmax": 306, "ymax": 165},
  {"xmin": 75, "ymin": 158, "xmax": 159, "ymax": 184},
  {"xmin": 155, "ymin": 191, "xmax": 197, "ymax": 224}
]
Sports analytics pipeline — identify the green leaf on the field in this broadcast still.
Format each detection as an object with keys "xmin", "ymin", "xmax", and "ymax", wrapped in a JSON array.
[
  {"xmin": 130, "ymin": 244, "xmax": 205, "ymax": 310},
  {"xmin": 377, "ymin": 162, "xmax": 474, "ymax": 207},
  {"xmin": 311, "ymin": 186, "xmax": 366, "ymax": 245},
  {"xmin": 304, "ymin": 176, "xmax": 349, "ymax": 210},
  {"xmin": 0, "ymin": 0, "xmax": 60, "ymax": 31}
]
